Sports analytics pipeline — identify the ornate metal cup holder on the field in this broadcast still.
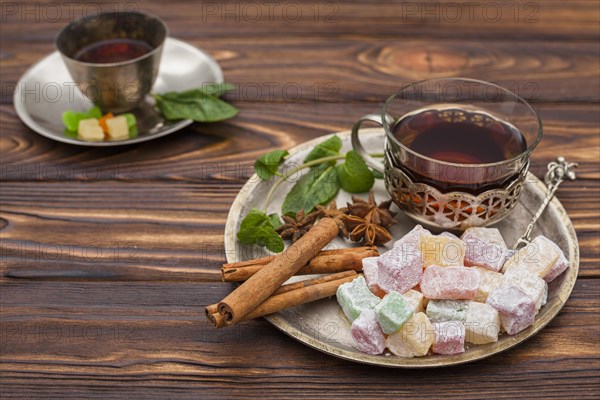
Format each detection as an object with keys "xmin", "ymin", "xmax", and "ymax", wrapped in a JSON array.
[{"xmin": 383, "ymin": 155, "xmax": 528, "ymax": 231}]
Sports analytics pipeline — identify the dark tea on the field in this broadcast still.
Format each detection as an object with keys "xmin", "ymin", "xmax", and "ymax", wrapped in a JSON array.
[
  {"xmin": 74, "ymin": 38, "xmax": 153, "ymax": 63},
  {"xmin": 391, "ymin": 107, "xmax": 528, "ymax": 193}
]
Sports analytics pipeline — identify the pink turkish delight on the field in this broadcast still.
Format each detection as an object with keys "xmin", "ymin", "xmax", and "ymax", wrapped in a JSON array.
[
  {"xmin": 393, "ymin": 225, "xmax": 431, "ymax": 254},
  {"xmin": 462, "ymin": 227, "xmax": 508, "ymax": 272},
  {"xmin": 432, "ymin": 321, "xmax": 465, "ymax": 355},
  {"xmin": 351, "ymin": 309, "xmax": 385, "ymax": 354},
  {"xmin": 362, "ymin": 257, "xmax": 381, "ymax": 291},
  {"xmin": 420, "ymin": 266, "xmax": 481, "ymax": 300},
  {"xmin": 377, "ymin": 246, "xmax": 423, "ymax": 294},
  {"xmin": 544, "ymin": 241, "xmax": 570, "ymax": 282},
  {"xmin": 486, "ymin": 285, "xmax": 536, "ymax": 335}
]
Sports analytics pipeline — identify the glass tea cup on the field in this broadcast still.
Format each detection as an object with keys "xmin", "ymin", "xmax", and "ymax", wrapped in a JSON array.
[
  {"xmin": 56, "ymin": 11, "xmax": 167, "ymax": 113},
  {"xmin": 351, "ymin": 78, "xmax": 542, "ymax": 231}
]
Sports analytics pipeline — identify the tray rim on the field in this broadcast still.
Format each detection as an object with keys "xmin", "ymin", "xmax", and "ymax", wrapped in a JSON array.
[{"xmin": 224, "ymin": 129, "xmax": 580, "ymax": 368}]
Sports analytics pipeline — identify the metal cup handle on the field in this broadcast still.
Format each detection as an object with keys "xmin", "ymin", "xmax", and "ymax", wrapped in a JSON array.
[{"xmin": 351, "ymin": 113, "xmax": 394, "ymax": 174}]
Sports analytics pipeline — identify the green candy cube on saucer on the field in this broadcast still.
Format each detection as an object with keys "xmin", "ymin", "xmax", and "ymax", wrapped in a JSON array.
[
  {"xmin": 374, "ymin": 291, "xmax": 416, "ymax": 334},
  {"xmin": 336, "ymin": 276, "xmax": 381, "ymax": 322}
]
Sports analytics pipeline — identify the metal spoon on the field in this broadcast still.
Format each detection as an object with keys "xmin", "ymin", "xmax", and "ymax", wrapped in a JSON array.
[{"xmin": 512, "ymin": 157, "xmax": 578, "ymax": 250}]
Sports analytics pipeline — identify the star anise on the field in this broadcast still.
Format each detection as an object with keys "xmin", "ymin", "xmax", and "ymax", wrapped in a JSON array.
[
  {"xmin": 343, "ymin": 210, "xmax": 393, "ymax": 246},
  {"xmin": 316, "ymin": 201, "xmax": 349, "ymax": 238},
  {"xmin": 276, "ymin": 209, "xmax": 323, "ymax": 243},
  {"xmin": 347, "ymin": 192, "xmax": 397, "ymax": 229}
]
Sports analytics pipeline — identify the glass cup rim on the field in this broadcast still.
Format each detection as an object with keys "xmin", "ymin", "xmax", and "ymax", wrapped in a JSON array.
[
  {"xmin": 55, "ymin": 10, "xmax": 168, "ymax": 68},
  {"xmin": 381, "ymin": 77, "xmax": 543, "ymax": 168}
]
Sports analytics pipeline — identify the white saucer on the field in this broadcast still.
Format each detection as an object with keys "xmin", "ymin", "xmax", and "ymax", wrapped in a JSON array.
[{"xmin": 13, "ymin": 37, "xmax": 224, "ymax": 146}]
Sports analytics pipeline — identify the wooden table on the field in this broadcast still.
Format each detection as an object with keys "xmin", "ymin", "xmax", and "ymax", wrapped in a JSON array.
[{"xmin": 1, "ymin": 1, "xmax": 599, "ymax": 398}]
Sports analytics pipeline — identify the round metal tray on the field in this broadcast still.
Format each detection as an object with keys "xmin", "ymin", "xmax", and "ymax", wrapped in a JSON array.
[{"xmin": 224, "ymin": 129, "xmax": 579, "ymax": 367}]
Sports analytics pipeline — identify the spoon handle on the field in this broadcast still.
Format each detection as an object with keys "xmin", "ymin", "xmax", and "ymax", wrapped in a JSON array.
[{"xmin": 512, "ymin": 157, "xmax": 578, "ymax": 250}]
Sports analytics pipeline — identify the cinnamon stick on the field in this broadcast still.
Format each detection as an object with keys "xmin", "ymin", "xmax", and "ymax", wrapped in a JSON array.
[
  {"xmin": 217, "ymin": 218, "xmax": 339, "ymax": 325},
  {"xmin": 207, "ymin": 271, "xmax": 358, "ymax": 327},
  {"xmin": 221, "ymin": 246, "xmax": 378, "ymax": 282},
  {"xmin": 208, "ymin": 270, "xmax": 357, "ymax": 313}
]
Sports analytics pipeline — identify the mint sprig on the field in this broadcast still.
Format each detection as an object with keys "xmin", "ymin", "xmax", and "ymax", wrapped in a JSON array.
[
  {"xmin": 239, "ymin": 135, "xmax": 380, "ymax": 253},
  {"xmin": 153, "ymin": 83, "xmax": 238, "ymax": 123},
  {"xmin": 236, "ymin": 208, "xmax": 284, "ymax": 253}
]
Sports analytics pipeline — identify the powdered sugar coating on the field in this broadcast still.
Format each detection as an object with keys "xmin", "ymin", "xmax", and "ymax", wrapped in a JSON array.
[
  {"xmin": 426, "ymin": 300, "xmax": 469, "ymax": 323},
  {"xmin": 420, "ymin": 266, "xmax": 481, "ymax": 300},
  {"xmin": 361, "ymin": 257, "xmax": 380, "ymax": 290},
  {"xmin": 432, "ymin": 321, "xmax": 465, "ymax": 355},
  {"xmin": 386, "ymin": 312, "xmax": 434, "ymax": 357},
  {"xmin": 393, "ymin": 225, "xmax": 431, "ymax": 250},
  {"xmin": 503, "ymin": 235, "xmax": 559, "ymax": 278},
  {"xmin": 336, "ymin": 276, "xmax": 381, "ymax": 322},
  {"xmin": 465, "ymin": 302, "xmax": 500, "ymax": 344},
  {"xmin": 471, "ymin": 266, "xmax": 503, "ymax": 303},
  {"xmin": 544, "ymin": 240, "xmax": 570, "ymax": 282},
  {"xmin": 420, "ymin": 235, "xmax": 466, "ymax": 268},
  {"xmin": 462, "ymin": 227, "xmax": 507, "ymax": 272},
  {"xmin": 486, "ymin": 285, "xmax": 536, "ymax": 335},
  {"xmin": 403, "ymin": 289, "xmax": 426, "ymax": 313},
  {"xmin": 374, "ymin": 291, "xmax": 416, "ymax": 334},
  {"xmin": 377, "ymin": 246, "xmax": 423, "ymax": 294},
  {"xmin": 503, "ymin": 265, "xmax": 548, "ymax": 311},
  {"xmin": 351, "ymin": 309, "xmax": 385, "ymax": 354}
]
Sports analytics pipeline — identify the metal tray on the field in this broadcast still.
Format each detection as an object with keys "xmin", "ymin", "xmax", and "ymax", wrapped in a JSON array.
[{"xmin": 224, "ymin": 129, "xmax": 579, "ymax": 367}]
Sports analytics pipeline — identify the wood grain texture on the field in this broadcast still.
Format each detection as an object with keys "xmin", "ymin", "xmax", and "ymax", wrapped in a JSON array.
[
  {"xmin": 1, "ymin": 0, "xmax": 599, "ymax": 42},
  {"xmin": 1, "ymin": 1, "xmax": 599, "ymax": 398},
  {"xmin": 2, "ymin": 38, "xmax": 600, "ymax": 103},
  {"xmin": 1, "ymin": 103, "xmax": 598, "ymax": 180},
  {"xmin": 0, "ymin": 179, "xmax": 598, "ymax": 280},
  {"xmin": 0, "ymin": 279, "xmax": 598, "ymax": 399}
]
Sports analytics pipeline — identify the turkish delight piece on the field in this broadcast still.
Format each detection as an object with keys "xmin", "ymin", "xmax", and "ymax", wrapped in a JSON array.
[
  {"xmin": 426, "ymin": 300, "xmax": 469, "ymax": 323},
  {"xmin": 440, "ymin": 231, "xmax": 460, "ymax": 240},
  {"xmin": 503, "ymin": 235, "xmax": 559, "ymax": 278},
  {"xmin": 465, "ymin": 302, "xmax": 500, "ymax": 344},
  {"xmin": 386, "ymin": 312, "xmax": 435, "ymax": 357},
  {"xmin": 471, "ymin": 266, "xmax": 503, "ymax": 303},
  {"xmin": 403, "ymin": 289, "xmax": 426, "ymax": 313},
  {"xmin": 486, "ymin": 285, "xmax": 536, "ymax": 335},
  {"xmin": 393, "ymin": 225, "xmax": 432, "ymax": 251},
  {"xmin": 503, "ymin": 265, "xmax": 548, "ymax": 311},
  {"xmin": 544, "ymin": 241, "xmax": 570, "ymax": 282},
  {"xmin": 377, "ymin": 246, "xmax": 423, "ymax": 294},
  {"xmin": 462, "ymin": 227, "xmax": 508, "ymax": 272},
  {"xmin": 351, "ymin": 309, "xmax": 385, "ymax": 354},
  {"xmin": 420, "ymin": 234, "xmax": 466, "ymax": 268},
  {"xmin": 432, "ymin": 321, "xmax": 466, "ymax": 355},
  {"xmin": 374, "ymin": 291, "xmax": 416, "ymax": 334},
  {"xmin": 504, "ymin": 249, "xmax": 517, "ymax": 265},
  {"xmin": 361, "ymin": 257, "xmax": 381, "ymax": 291},
  {"xmin": 336, "ymin": 276, "xmax": 381, "ymax": 322},
  {"xmin": 420, "ymin": 266, "xmax": 481, "ymax": 300}
]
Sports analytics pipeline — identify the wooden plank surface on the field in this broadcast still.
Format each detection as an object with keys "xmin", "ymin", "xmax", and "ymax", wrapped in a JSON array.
[
  {"xmin": 1, "ymin": 0, "xmax": 599, "ymax": 399},
  {"xmin": 0, "ymin": 279, "xmax": 599, "ymax": 399},
  {"xmin": 1, "ymin": 0, "xmax": 599, "ymax": 41},
  {"xmin": 2, "ymin": 38, "xmax": 600, "ymax": 103},
  {"xmin": 1, "ymin": 103, "xmax": 598, "ymax": 180}
]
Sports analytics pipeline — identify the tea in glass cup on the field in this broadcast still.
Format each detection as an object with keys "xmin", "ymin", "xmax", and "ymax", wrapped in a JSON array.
[{"xmin": 352, "ymin": 78, "xmax": 542, "ymax": 231}]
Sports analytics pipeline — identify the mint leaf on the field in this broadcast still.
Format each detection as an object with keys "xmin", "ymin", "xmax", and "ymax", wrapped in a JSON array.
[
  {"xmin": 154, "ymin": 89, "xmax": 238, "ymax": 122},
  {"xmin": 237, "ymin": 208, "xmax": 284, "ymax": 253},
  {"xmin": 268, "ymin": 213, "xmax": 282, "ymax": 229},
  {"xmin": 282, "ymin": 163, "xmax": 339, "ymax": 216},
  {"xmin": 336, "ymin": 150, "xmax": 375, "ymax": 193},
  {"xmin": 254, "ymin": 149, "xmax": 289, "ymax": 180},
  {"xmin": 303, "ymin": 135, "xmax": 342, "ymax": 165}
]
